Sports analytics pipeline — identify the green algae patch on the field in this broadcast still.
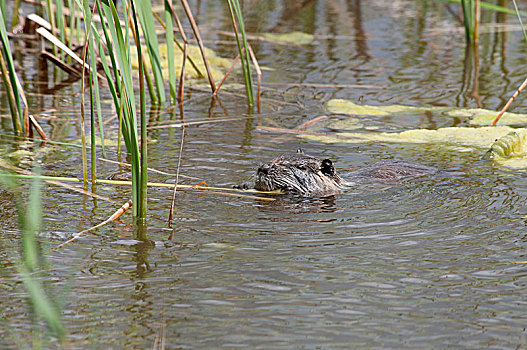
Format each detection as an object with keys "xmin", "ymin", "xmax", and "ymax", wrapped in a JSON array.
[
  {"xmin": 485, "ymin": 131, "xmax": 527, "ymax": 159},
  {"xmin": 483, "ymin": 131, "xmax": 527, "ymax": 168},
  {"xmin": 301, "ymin": 126, "xmax": 526, "ymax": 149},
  {"xmin": 326, "ymin": 99, "xmax": 442, "ymax": 117},
  {"xmin": 327, "ymin": 118, "xmax": 364, "ymax": 131},
  {"xmin": 262, "ymin": 31, "xmax": 314, "ymax": 45},
  {"xmin": 130, "ymin": 43, "xmax": 232, "ymax": 82},
  {"xmin": 7, "ymin": 149, "xmax": 33, "ymax": 163},
  {"xmin": 463, "ymin": 110, "xmax": 527, "ymax": 126},
  {"xmin": 326, "ymin": 99, "xmax": 527, "ymax": 126}
]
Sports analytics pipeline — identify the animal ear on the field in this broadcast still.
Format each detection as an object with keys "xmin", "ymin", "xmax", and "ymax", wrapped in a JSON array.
[
  {"xmin": 321, "ymin": 159, "xmax": 335, "ymax": 176},
  {"xmin": 297, "ymin": 148, "xmax": 304, "ymax": 154}
]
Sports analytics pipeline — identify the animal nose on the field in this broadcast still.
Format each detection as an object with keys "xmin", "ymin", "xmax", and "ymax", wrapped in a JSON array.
[{"xmin": 257, "ymin": 164, "xmax": 270, "ymax": 175}]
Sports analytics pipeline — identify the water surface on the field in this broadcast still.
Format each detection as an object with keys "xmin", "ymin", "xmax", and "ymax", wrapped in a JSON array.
[{"xmin": 1, "ymin": 0, "xmax": 527, "ymax": 348}]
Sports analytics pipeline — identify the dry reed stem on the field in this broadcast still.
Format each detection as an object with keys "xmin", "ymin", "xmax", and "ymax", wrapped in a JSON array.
[
  {"xmin": 0, "ymin": 169, "xmax": 279, "ymax": 201},
  {"xmin": 8, "ymin": 64, "xmax": 30, "ymax": 136},
  {"xmin": 147, "ymin": 116, "xmax": 248, "ymax": 129},
  {"xmin": 80, "ymin": 0, "xmax": 107, "ymax": 179},
  {"xmin": 28, "ymin": 115, "xmax": 48, "ymax": 140},
  {"xmin": 491, "ymin": 77, "xmax": 527, "ymax": 126},
  {"xmin": 474, "ymin": 0, "xmax": 480, "ymax": 43},
  {"xmin": 98, "ymin": 157, "xmax": 201, "ymax": 180},
  {"xmin": 52, "ymin": 199, "xmax": 133, "ymax": 250},
  {"xmin": 168, "ymin": 126, "xmax": 185, "ymax": 226},
  {"xmin": 0, "ymin": 160, "xmax": 115, "ymax": 203},
  {"xmin": 178, "ymin": 41, "xmax": 188, "ymax": 104},
  {"xmin": 0, "ymin": 49, "xmax": 22, "ymax": 132},
  {"xmin": 39, "ymin": 51, "xmax": 82, "ymax": 77},
  {"xmin": 179, "ymin": 0, "xmax": 216, "ymax": 92},
  {"xmin": 171, "ymin": 8, "xmax": 189, "ymax": 103},
  {"xmin": 214, "ymin": 54, "xmax": 240, "ymax": 96},
  {"xmin": 35, "ymin": 26, "xmax": 102, "ymax": 79},
  {"xmin": 294, "ymin": 115, "xmax": 329, "ymax": 130}
]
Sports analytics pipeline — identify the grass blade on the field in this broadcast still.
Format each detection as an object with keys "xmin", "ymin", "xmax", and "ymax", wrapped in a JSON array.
[
  {"xmin": 129, "ymin": 0, "xmax": 148, "ymax": 219},
  {"xmin": 164, "ymin": 0, "xmax": 176, "ymax": 103},
  {"xmin": 461, "ymin": 0, "xmax": 474, "ymax": 42},
  {"xmin": 19, "ymin": 172, "xmax": 65, "ymax": 340},
  {"xmin": 20, "ymin": 266, "xmax": 66, "ymax": 340},
  {"xmin": 0, "ymin": 7, "xmax": 24, "ymax": 134},
  {"xmin": 0, "ymin": 170, "xmax": 66, "ymax": 341},
  {"xmin": 135, "ymin": 0, "xmax": 166, "ymax": 104},
  {"xmin": 98, "ymin": 0, "xmax": 145, "ymax": 218},
  {"xmin": 227, "ymin": 0, "xmax": 254, "ymax": 108}
]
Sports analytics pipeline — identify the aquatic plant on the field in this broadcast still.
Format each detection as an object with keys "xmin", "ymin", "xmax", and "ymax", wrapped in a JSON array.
[
  {"xmin": 461, "ymin": 0, "xmax": 479, "ymax": 42},
  {"xmin": 3, "ymin": 0, "xmax": 259, "ymax": 224},
  {"xmin": 227, "ymin": 0, "xmax": 255, "ymax": 109},
  {"xmin": 0, "ymin": 7, "xmax": 24, "ymax": 134},
  {"xmin": 0, "ymin": 171, "xmax": 66, "ymax": 345},
  {"xmin": 95, "ymin": 0, "xmax": 148, "ymax": 220}
]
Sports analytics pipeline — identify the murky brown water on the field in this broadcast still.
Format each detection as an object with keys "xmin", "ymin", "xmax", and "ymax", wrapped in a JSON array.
[{"xmin": 1, "ymin": 0, "xmax": 527, "ymax": 348}]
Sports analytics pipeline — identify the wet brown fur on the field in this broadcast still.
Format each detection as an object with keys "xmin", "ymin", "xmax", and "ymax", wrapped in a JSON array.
[{"xmin": 252, "ymin": 150, "xmax": 436, "ymax": 197}]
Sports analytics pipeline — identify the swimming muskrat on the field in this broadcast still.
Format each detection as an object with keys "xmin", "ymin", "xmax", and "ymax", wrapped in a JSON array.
[{"xmin": 243, "ymin": 150, "xmax": 436, "ymax": 197}]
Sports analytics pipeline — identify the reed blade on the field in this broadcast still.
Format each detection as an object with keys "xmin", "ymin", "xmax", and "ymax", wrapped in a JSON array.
[
  {"xmin": 461, "ymin": 0, "xmax": 475, "ymax": 42},
  {"xmin": 135, "ymin": 0, "xmax": 166, "ymax": 104},
  {"xmin": 0, "ymin": 171, "xmax": 66, "ymax": 341},
  {"xmin": 0, "ymin": 8, "xmax": 24, "ymax": 134},
  {"xmin": 164, "ymin": 0, "xmax": 177, "ymax": 103},
  {"xmin": 227, "ymin": 0, "xmax": 255, "ymax": 108},
  {"xmin": 130, "ymin": 0, "xmax": 148, "ymax": 219},
  {"xmin": 97, "ymin": 0, "xmax": 145, "ymax": 218}
]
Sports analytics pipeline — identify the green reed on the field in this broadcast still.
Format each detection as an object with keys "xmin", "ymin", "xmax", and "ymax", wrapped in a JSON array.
[
  {"xmin": 0, "ymin": 7, "xmax": 23, "ymax": 134},
  {"xmin": 91, "ymin": 0, "xmax": 148, "ymax": 220},
  {"xmin": 2, "ymin": 0, "xmax": 259, "ymax": 221},
  {"xmin": 82, "ymin": 0, "xmax": 106, "ymax": 180},
  {"xmin": 44, "ymin": 0, "xmax": 57, "ymax": 56},
  {"xmin": 461, "ymin": 0, "xmax": 476, "ymax": 42},
  {"xmin": 11, "ymin": 0, "xmax": 22, "ymax": 28},
  {"xmin": 0, "ymin": 171, "xmax": 66, "ymax": 345},
  {"xmin": 511, "ymin": 0, "xmax": 527, "ymax": 43},
  {"xmin": 135, "ymin": 0, "xmax": 166, "ymax": 105},
  {"xmin": 227, "ymin": 0, "xmax": 255, "ymax": 108},
  {"xmin": 0, "ymin": 1, "xmax": 5, "ymax": 24},
  {"xmin": 56, "ymin": 0, "xmax": 66, "ymax": 59},
  {"xmin": 164, "ymin": 0, "xmax": 177, "ymax": 103}
]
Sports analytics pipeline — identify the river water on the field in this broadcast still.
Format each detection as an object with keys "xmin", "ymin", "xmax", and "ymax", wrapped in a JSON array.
[{"xmin": 1, "ymin": 0, "xmax": 527, "ymax": 348}]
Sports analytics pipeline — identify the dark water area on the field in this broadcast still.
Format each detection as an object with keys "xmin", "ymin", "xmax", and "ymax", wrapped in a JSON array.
[{"xmin": 1, "ymin": 0, "xmax": 527, "ymax": 348}]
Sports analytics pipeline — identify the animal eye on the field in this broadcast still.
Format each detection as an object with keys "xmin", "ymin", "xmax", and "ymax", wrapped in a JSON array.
[{"xmin": 320, "ymin": 159, "xmax": 335, "ymax": 176}]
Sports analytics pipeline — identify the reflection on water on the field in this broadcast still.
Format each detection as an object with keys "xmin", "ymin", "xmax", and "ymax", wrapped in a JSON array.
[{"xmin": 2, "ymin": 0, "xmax": 527, "ymax": 348}]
